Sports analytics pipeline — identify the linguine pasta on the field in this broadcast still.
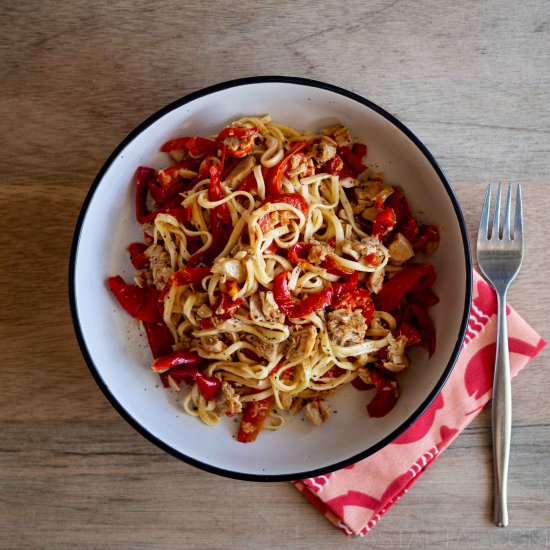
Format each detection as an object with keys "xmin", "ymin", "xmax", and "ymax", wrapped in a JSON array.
[{"xmin": 108, "ymin": 115, "xmax": 440, "ymax": 443}]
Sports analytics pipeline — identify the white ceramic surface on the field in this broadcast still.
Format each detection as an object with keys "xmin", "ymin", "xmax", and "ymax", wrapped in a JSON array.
[{"xmin": 71, "ymin": 77, "xmax": 471, "ymax": 480}]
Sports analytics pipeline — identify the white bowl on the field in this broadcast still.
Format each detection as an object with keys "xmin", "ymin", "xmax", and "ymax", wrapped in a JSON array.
[{"xmin": 70, "ymin": 77, "xmax": 472, "ymax": 481}]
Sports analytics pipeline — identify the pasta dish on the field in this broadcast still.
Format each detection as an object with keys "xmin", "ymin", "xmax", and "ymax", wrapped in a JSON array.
[{"xmin": 107, "ymin": 116, "xmax": 439, "ymax": 443}]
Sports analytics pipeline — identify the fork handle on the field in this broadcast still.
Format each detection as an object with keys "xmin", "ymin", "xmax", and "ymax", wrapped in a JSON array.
[{"xmin": 492, "ymin": 289, "xmax": 512, "ymax": 527}]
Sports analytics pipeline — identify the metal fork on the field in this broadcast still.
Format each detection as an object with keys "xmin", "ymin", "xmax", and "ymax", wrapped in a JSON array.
[{"xmin": 477, "ymin": 183, "xmax": 524, "ymax": 527}]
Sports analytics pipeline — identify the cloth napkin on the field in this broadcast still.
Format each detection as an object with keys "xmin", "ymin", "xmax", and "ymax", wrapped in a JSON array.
[{"xmin": 293, "ymin": 271, "xmax": 546, "ymax": 536}]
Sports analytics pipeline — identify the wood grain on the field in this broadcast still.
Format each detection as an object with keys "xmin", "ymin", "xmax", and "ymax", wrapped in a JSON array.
[{"xmin": 1, "ymin": 0, "xmax": 549, "ymax": 547}]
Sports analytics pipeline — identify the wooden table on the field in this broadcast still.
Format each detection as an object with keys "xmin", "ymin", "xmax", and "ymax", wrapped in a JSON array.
[{"xmin": 1, "ymin": 2, "xmax": 549, "ymax": 547}]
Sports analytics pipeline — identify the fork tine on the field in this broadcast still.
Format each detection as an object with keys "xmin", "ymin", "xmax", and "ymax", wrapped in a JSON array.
[
  {"xmin": 479, "ymin": 184, "xmax": 492, "ymax": 240},
  {"xmin": 513, "ymin": 184, "xmax": 523, "ymax": 242},
  {"xmin": 491, "ymin": 183, "xmax": 502, "ymax": 240},
  {"xmin": 502, "ymin": 184, "xmax": 512, "ymax": 239}
]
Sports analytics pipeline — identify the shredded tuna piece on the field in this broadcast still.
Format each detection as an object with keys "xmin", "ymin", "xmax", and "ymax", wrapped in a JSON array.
[
  {"xmin": 388, "ymin": 233, "xmax": 415, "ymax": 266},
  {"xmin": 199, "ymin": 335, "xmax": 227, "ymax": 354},
  {"xmin": 287, "ymin": 153, "xmax": 315, "ymax": 178},
  {"xmin": 383, "ymin": 334, "xmax": 409, "ymax": 372},
  {"xmin": 211, "ymin": 257, "xmax": 246, "ymax": 282},
  {"xmin": 309, "ymin": 137, "xmax": 337, "ymax": 164},
  {"xmin": 341, "ymin": 238, "xmax": 378, "ymax": 261},
  {"xmin": 286, "ymin": 325, "xmax": 317, "ymax": 363},
  {"xmin": 225, "ymin": 156, "xmax": 256, "ymax": 189},
  {"xmin": 322, "ymin": 124, "xmax": 352, "ymax": 147},
  {"xmin": 249, "ymin": 291, "xmax": 285, "ymax": 323},
  {"xmin": 367, "ymin": 268, "xmax": 385, "ymax": 294},
  {"xmin": 215, "ymin": 381, "xmax": 242, "ymax": 416},
  {"xmin": 304, "ymin": 399, "xmax": 331, "ymax": 426},
  {"xmin": 328, "ymin": 308, "xmax": 367, "ymax": 346},
  {"xmin": 145, "ymin": 244, "xmax": 173, "ymax": 290},
  {"xmin": 354, "ymin": 177, "xmax": 394, "ymax": 206},
  {"xmin": 196, "ymin": 304, "xmax": 212, "ymax": 318},
  {"xmin": 308, "ymin": 242, "xmax": 332, "ymax": 264},
  {"xmin": 288, "ymin": 397, "xmax": 305, "ymax": 415}
]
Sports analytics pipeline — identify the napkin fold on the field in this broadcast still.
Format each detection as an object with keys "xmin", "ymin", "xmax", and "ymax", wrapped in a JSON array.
[{"xmin": 293, "ymin": 271, "xmax": 546, "ymax": 536}]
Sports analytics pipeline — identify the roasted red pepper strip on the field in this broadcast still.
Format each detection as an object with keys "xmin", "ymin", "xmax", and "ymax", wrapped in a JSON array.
[
  {"xmin": 414, "ymin": 224, "xmax": 440, "ymax": 255},
  {"xmin": 151, "ymin": 349, "xmax": 205, "ymax": 373},
  {"xmin": 143, "ymin": 321, "xmax": 174, "ymax": 358},
  {"xmin": 172, "ymin": 267, "xmax": 211, "ymax": 286},
  {"xmin": 366, "ymin": 369, "xmax": 399, "ymax": 417},
  {"xmin": 107, "ymin": 276, "xmax": 162, "ymax": 323},
  {"xmin": 385, "ymin": 187, "xmax": 419, "ymax": 243},
  {"xmin": 333, "ymin": 288, "xmax": 375, "ymax": 323},
  {"xmin": 332, "ymin": 271, "xmax": 358, "ymax": 295},
  {"xmin": 237, "ymin": 396, "xmax": 274, "ymax": 443},
  {"xmin": 158, "ymin": 364, "xmax": 221, "ymax": 401},
  {"xmin": 406, "ymin": 302, "xmax": 436, "ymax": 357},
  {"xmin": 265, "ymin": 141, "xmax": 307, "ymax": 196},
  {"xmin": 321, "ymin": 255, "xmax": 354, "ymax": 276},
  {"xmin": 287, "ymin": 242, "xmax": 314, "ymax": 266},
  {"xmin": 127, "ymin": 242, "xmax": 148, "ymax": 270},
  {"xmin": 212, "ymin": 293, "xmax": 244, "ymax": 319},
  {"xmin": 272, "ymin": 271, "xmax": 333, "ymax": 318},
  {"xmin": 161, "ymin": 137, "xmax": 217, "ymax": 158},
  {"xmin": 157, "ymin": 159, "xmax": 198, "ymax": 188},
  {"xmin": 135, "ymin": 166, "xmax": 156, "ymax": 224},
  {"xmin": 324, "ymin": 154, "xmax": 344, "ymax": 175},
  {"xmin": 338, "ymin": 146, "xmax": 367, "ymax": 176},
  {"xmin": 215, "ymin": 127, "xmax": 258, "ymax": 158},
  {"xmin": 372, "ymin": 207, "xmax": 397, "ymax": 239},
  {"xmin": 395, "ymin": 322, "xmax": 422, "ymax": 347},
  {"xmin": 374, "ymin": 263, "xmax": 435, "ymax": 313},
  {"xmin": 257, "ymin": 193, "xmax": 309, "ymax": 232}
]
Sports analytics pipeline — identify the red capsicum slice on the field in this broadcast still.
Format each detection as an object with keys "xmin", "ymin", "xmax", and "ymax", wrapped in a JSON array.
[
  {"xmin": 257, "ymin": 193, "xmax": 309, "ymax": 232},
  {"xmin": 272, "ymin": 270, "xmax": 334, "ymax": 318},
  {"xmin": 151, "ymin": 349, "xmax": 205, "ymax": 373},
  {"xmin": 337, "ymin": 145, "xmax": 367, "ymax": 177},
  {"xmin": 333, "ymin": 288, "xmax": 375, "ymax": 322},
  {"xmin": 374, "ymin": 263, "xmax": 435, "ymax": 313},
  {"xmin": 366, "ymin": 369, "xmax": 399, "ymax": 417},
  {"xmin": 385, "ymin": 187, "xmax": 419, "ymax": 244},
  {"xmin": 237, "ymin": 396, "xmax": 274, "ymax": 443},
  {"xmin": 127, "ymin": 242, "xmax": 149, "ymax": 270},
  {"xmin": 414, "ymin": 224, "xmax": 440, "ymax": 255},
  {"xmin": 161, "ymin": 136, "xmax": 217, "ymax": 158},
  {"xmin": 156, "ymin": 160, "xmax": 198, "ymax": 188},
  {"xmin": 405, "ymin": 302, "xmax": 436, "ymax": 357},
  {"xmin": 172, "ymin": 267, "xmax": 211, "ymax": 286},
  {"xmin": 265, "ymin": 141, "xmax": 307, "ymax": 196},
  {"xmin": 372, "ymin": 207, "xmax": 397, "ymax": 239},
  {"xmin": 143, "ymin": 321, "xmax": 174, "ymax": 358},
  {"xmin": 215, "ymin": 127, "xmax": 258, "ymax": 158},
  {"xmin": 107, "ymin": 276, "xmax": 163, "ymax": 323},
  {"xmin": 212, "ymin": 293, "xmax": 244, "ymax": 319},
  {"xmin": 156, "ymin": 362, "xmax": 221, "ymax": 401}
]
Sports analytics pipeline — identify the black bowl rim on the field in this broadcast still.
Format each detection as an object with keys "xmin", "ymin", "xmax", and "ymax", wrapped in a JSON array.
[{"xmin": 69, "ymin": 75, "xmax": 473, "ymax": 482}]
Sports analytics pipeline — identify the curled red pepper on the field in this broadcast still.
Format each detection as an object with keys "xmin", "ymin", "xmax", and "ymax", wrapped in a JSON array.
[
  {"xmin": 265, "ymin": 141, "xmax": 307, "ymax": 196},
  {"xmin": 325, "ymin": 154, "xmax": 344, "ymax": 175},
  {"xmin": 405, "ymin": 302, "xmax": 436, "ymax": 357},
  {"xmin": 257, "ymin": 193, "xmax": 309, "ymax": 232},
  {"xmin": 237, "ymin": 396, "xmax": 274, "ymax": 443},
  {"xmin": 151, "ymin": 349, "xmax": 205, "ymax": 373},
  {"xmin": 107, "ymin": 276, "xmax": 162, "ymax": 323},
  {"xmin": 414, "ymin": 224, "xmax": 440, "ymax": 255},
  {"xmin": 374, "ymin": 263, "xmax": 435, "ymax": 313},
  {"xmin": 215, "ymin": 127, "xmax": 258, "ymax": 158},
  {"xmin": 372, "ymin": 207, "xmax": 397, "ymax": 239},
  {"xmin": 366, "ymin": 369, "xmax": 399, "ymax": 417},
  {"xmin": 212, "ymin": 293, "xmax": 243, "ymax": 319},
  {"xmin": 333, "ymin": 288, "xmax": 374, "ymax": 322},
  {"xmin": 156, "ymin": 160, "xmax": 198, "ymax": 188},
  {"xmin": 272, "ymin": 270, "xmax": 333, "ymax": 318},
  {"xmin": 161, "ymin": 136, "xmax": 217, "ymax": 158},
  {"xmin": 157, "ymin": 363, "xmax": 221, "ymax": 401},
  {"xmin": 127, "ymin": 242, "xmax": 148, "ymax": 270},
  {"xmin": 385, "ymin": 187, "xmax": 419, "ymax": 243},
  {"xmin": 321, "ymin": 255, "xmax": 354, "ymax": 276},
  {"xmin": 337, "ymin": 145, "xmax": 367, "ymax": 177},
  {"xmin": 172, "ymin": 267, "xmax": 211, "ymax": 286},
  {"xmin": 287, "ymin": 242, "xmax": 313, "ymax": 266},
  {"xmin": 143, "ymin": 321, "xmax": 174, "ymax": 358}
]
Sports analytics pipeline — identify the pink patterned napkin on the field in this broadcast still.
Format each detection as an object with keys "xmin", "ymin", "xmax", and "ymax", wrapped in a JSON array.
[{"xmin": 293, "ymin": 271, "xmax": 545, "ymax": 536}]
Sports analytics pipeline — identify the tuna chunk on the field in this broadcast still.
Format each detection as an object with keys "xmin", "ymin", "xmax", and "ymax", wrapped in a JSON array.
[
  {"xmin": 286, "ymin": 325, "xmax": 317, "ymax": 363},
  {"xmin": 211, "ymin": 257, "xmax": 246, "ymax": 282},
  {"xmin": 328, "ymin": 308, "xmax": 366, "ymax": 346},
  {"xmin": 304, "ymin": 399, "xmax": 331, "ymax": 426}
]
